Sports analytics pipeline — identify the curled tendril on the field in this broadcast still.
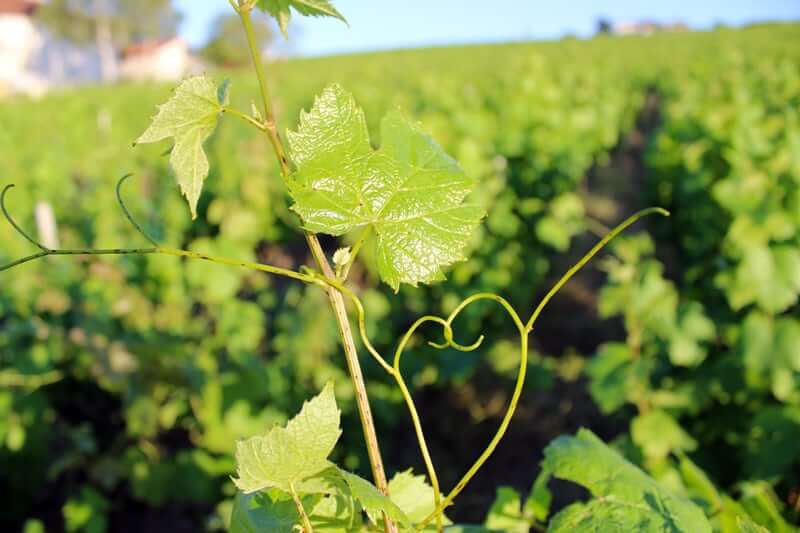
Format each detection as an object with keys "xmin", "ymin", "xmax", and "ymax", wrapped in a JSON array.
[
  {"xmin": 317, "ymin": 207, "xmax": 669, "ymax": 531},
  {"xmin": 428, "ymin": 323, "xmax": 485, "ymax": 352},
  {"xmin": 1, "ymin": 177, "xmax": 668, "ymax": 531},
  {"xmin": 0, "ymin": 178, "xmax": 319, "ymax": 285},
  {"xmin": 116, "ymin": 174, "xmax": 159, "ymax": 247},
  {"xmin": 1, "ymin": 184, "xmax": 51, "ymax": 252}
]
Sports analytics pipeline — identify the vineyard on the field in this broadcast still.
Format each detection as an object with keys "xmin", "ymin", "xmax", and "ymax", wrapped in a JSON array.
[{"xmin": 1, "ymin": 19, "xmax": 799, "ymax": 532}]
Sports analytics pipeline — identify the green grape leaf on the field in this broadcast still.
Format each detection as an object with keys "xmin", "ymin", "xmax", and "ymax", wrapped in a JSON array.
[
  {"xmin": 717, "ymin": 245, "xmax": 800, "ymax": 314},
  {"xmin": 631, "ymin": 410, "xmax": 697, "ymax": 461},
  {"xmin": 386, "ymin": 469, "xmax": 446, "ymax": 524},
  {"xmin": 135, "ymin": 75, "xmax": 228, "ymax": 219},
  {"xmin": 230, "ymin": 491, "xmax": 318, "ymax": 533},
  {"xmin": 484, "ymin": 487, "xmax": 528, "ymax": 533},
  {"xmin": 744, "ymin": 406, "xmax": 800, "ymax": 479},
  {"xmin": 678, "ymin": 456, "xmax": 765, "ymax": 531},
  {"xmin": 294, "ymin": 466, "xmax": 349, "ymax": 496},
  {"xmin": 738, "ymin": 481, "xmax": 795, "ymax": 533},
  {"xmin": 233, "ymin": 382, "xmax": 341, "ymax": 493},
  {"xmin": 287, "ymin": 84, "xmax": 485, "ymax": 290},
  {"xmin": 339, "ymin": 469, "xmax": 411, "ymax": 527},
  {"xmin": 586, "ymin": 342, "xmax": 652, "ymax": 414},
  {"xmin": 737, "ymin": 516, "xmax": 770, "ymax": 533},
  {"xmin": 257, "ymin": 0, "xmax": 347, "ymax": 38},
  {"xmin": 309, "ymin": 493, "xmax": 363, "ymax": 532},
  {"xmin": 668, "ymin": 302, "xmax": 715, "ymax": 367},
  {"xmin": 524, "ymin": 469, "xmax": 551, "ymax": 522},
  {"xmin": 438, "ymin": 525, "xmax": 494, "ymax": 533},
  {"xmin": 544, "ymin": 429, "xmax": 712, "ymax": 533},
  {"xmin": 739, "ymin": 311, "xmax": 800, "ymax": 402},
  {"xmin": 677, "ymin": 454, "xmax": 722, "ymax": 513}
]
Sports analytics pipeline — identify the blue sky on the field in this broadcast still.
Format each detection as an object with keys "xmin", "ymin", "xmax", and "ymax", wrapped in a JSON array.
[{"xmin": 175, "ymin": 0, "xmax": 800, "ymax": 56}]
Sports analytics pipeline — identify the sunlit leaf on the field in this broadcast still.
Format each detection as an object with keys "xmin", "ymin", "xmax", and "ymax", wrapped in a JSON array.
[
  {"xmin": 631, "ymin": 410, "xmax": 697, "ymax": 461},
  {"xmin": 233, "ymin": 382, "xmax": 341, "ymax": 493},
  {"xmin": 544, "ymin": 429, "xmax": 712, "ymax": 533},
  {"xmin": 484, "ymin": 487, "xmax": 528, "ymax": 533},
  {"xmin": 257, "ymin": 0, "xmax": 346, "ymax": 37},
  {"xmin": 135, "ymin": 76, "xmax": 228, "ymax": 219},
  {"xmin": 287, "ymin": 84, "xmax": 485, "ymax": 290},
  {"xmin": 339, "ymin": 469, "xmax": 411, "ymax": 527}
]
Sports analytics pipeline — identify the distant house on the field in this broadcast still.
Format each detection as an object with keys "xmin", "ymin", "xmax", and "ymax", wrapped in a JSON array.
[
  {"xmin": 612, "ymin": 21, "xmax": 662, "ymax": 36},
  {"xmin": 0, "ymin": 0, "xmax": 47, "ymax": 97},
  {"xmin": 611, "ymin": 20, "xmax": 690, "ymax": 37},
  {"xmin": 120, "ymin": 37, "xmax": 194, "ymax": 82}
]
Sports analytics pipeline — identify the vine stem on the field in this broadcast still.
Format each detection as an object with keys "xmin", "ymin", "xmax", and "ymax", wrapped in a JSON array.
[
  {"xmin": 289, "ymin": 483, "xmax": 315, "ymax": 533},
  {"xmin": 235, "ymin": 4, "xmax": 395, "ymax": 532}
]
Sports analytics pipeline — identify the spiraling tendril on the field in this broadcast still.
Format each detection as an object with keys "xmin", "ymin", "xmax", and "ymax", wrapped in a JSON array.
[
  {"xmin": 0, "ymin": 178, "xmax": 667, "ymax": 531},
  {"xmin": 309, "ymin": 207, "xmax": 669, "ymax": 530},
  {"xmin": 0, "ymin": 177, "xmax": 319, "ymax": 285}
]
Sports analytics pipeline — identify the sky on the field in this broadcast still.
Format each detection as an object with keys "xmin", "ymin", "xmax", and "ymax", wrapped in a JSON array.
[{"xmin": 175, "ymin": 0, "xmax": 800, "ymax": 57}]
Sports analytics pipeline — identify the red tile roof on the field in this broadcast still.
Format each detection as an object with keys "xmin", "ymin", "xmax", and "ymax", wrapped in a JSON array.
[
  {"xmin": 0, "ymin": 0, "xmax": 41, "ymax": 15},
  {"xmin": 122, "ymin": 38, "xmax": 183, "ymax": 59}
]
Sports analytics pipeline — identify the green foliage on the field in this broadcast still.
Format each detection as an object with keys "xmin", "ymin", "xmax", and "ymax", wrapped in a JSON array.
[
  {"xmin": 135, "ymin": 75, "xmax": 229, "ymax": 219},
  {"xmin": 231, "ymin": 491, "xmax": 319, "ymax": 533},
  {"xmin": 63, "ymin": 487, "xmax": 109, "ymax": 533},
  {"xmin": 483, "ymin": 487, "xmax": 528, "ymax": 533},
  {"xmin": 631, "ymin": 410, "xmax": 697, "ymax": 461},
  {"xmin": 585, "ymin": 342, "xmax": 650, "ymax": 414},
  {"xmin": 543, "ymin": 429, "xmax": 712, "ymax": 533},
  {"xmin": 234, "ymin": 382, "xmax": 341, "ymax": 493},
  {"xmin": 739, "ymin": 311, "xmax": 800, "ymax": 402},
  {"xmin": 340, "ymin": 470, "xmax": 411, "ymax": 527},
  {"xmin": 231, "ymin": 384, "xmax": 415, "ymax": 531},
  {"xmin": 257, "ymin": 0, "xmax": 347, "ymax": 37},
  {"xmin": 737, "ymin": 516, "xmax": 770, "ymax": 533},
  {"xmin": 2, "ymin": 16, "xmax": 800, "ymax": 533},
  {"xmin": 287, "ymin": 84, "xmax": 485, "ymax": 290},
  {"xmin": 385, "ymin": 470, "xmax": 443, "ymax": 524},
  {"xmin": 583, "ymin": 36, "xmax": 800, "ymax": 532}
]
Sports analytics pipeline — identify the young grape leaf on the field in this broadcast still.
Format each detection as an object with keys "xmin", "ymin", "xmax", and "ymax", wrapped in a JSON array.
[
  {"xmin": 230, "ymin": 491, "xmax": 319, "ymax": 533},
  {"xmin": 484, "ymin": 487, "xmax": 528, "ymax": 533},
  {"xmin": 135, "ymin": 76, "xmax": 228, "ymax": 219},
  {"xmin": 737, "ymin": 516, "xmax": 770, "ymax": 533},
  {"xmin": 287, "ymin": 84, "xmax": 485, "ymax": 290},
  {"xmin": 543, "ymin": 429, "xmax": 712, "ymax": 533},
  {"xmin": 738, "ymin": 481, "xmax": 795, "ymax": 533},
  {"xmin": 309, "ymin": 492, "xmax": 364, "ymax": 532},
  {"xmin": 716, "ymin": 244, "xmax": 800, "ymax": 314},
  {"xmin": 668, "ymin": 302, "xmax": 715, "ymax": 367},
  {"xmin": 444, "ymin": 525, "xmax": 505, "ymax": 533},
  {"xmin": 631, "ymin": 409, "xmax": 697, "ymax": 461},
  {"xmin": 739, "ymin": 311, "xmax": 800, "ymax": 402},
  {"xmin": 294, "ymin": 466, "xmax": 349, "ymax": 496},
  {"xmin": 339, "ymin": 469, "xmax": 411, "ymax": 527},
  {"xmin": 586, "ymin": 342, "xmax": 652, "ymax": 414},
  {"xmin": 386, "ymin": 469, "xmax": 446, "ymax": 524},
  {"xmin": 677, "ymin": 454, "xmax": 722, "ymax": 513},
  {"xmin": 257, "ymin": 0, "xmax": 346, "ymax": 37},
  {"xmin": 524, "ymin": 469, "xmax": 551, "ymax": 522},
  {"xmin": 233, "ymin": 382, "xmax": 341, "ymax": 493}
]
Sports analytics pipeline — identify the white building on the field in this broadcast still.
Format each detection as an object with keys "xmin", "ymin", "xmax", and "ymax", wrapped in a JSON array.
[
  {"xmin": 120, "ymin": 37, "xmax": 193, "ymax": 82},
  {"xmin": 0, "ymin": 0, "xmax": 47, "ymax": 97},
  {"xmin": 612, "ymin": 20, "xmax": 689, "ymax": 37}
]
